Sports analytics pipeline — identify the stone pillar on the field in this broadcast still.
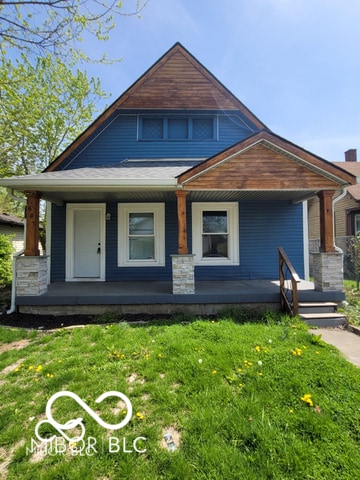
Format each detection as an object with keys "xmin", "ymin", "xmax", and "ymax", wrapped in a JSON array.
[
  {"xmin": 16, "ymin": 256, "xmax": 48, "ymax": 296},
  {"xmin": 312, "ymin": 252, "xmax": 343, "ymax": 291},
  {"xmin": 171, "ymin": 254, "xmax": 195, "ymax": 294}
]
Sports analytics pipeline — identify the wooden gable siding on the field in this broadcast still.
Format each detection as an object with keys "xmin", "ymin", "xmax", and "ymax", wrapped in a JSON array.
[
  {"xmin": 181, "ymin": 143, "xmax": 343, "ymax": 191},
  {"xmin": 59, "ymin": 113, "xmax": 256, "ymax": 170},
  {"xmin": 46, "ymin": 43, "xmax": 266, "ymax": 172},
  {"xmin": 116, "ymin": 45, "xmax": 265, "ymax": 128}
]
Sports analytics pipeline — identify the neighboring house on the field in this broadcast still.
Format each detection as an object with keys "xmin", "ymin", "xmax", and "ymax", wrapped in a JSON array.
[
  {"xmin": 308, "ymin": 149, "xmax": 360, "ymax": 240},
  {"xmin": 308, "ymin": 149, "xmax": 360, "ymax": 278},
  {"xmin": 0, "ymin": 213, "xmax": 24, "ymax": 252},
  {"xmin": 0, "ymin": 43, "xmax": 356, "ymax": 314}
]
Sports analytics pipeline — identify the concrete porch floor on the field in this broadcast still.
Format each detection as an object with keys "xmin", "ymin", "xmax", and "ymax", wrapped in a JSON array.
[{"xmin": 16, "ymin": 279, "xmax": 346, "ymax": 316}]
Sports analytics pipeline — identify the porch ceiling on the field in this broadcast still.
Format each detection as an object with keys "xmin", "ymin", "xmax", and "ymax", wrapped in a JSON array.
[{"xmin": 7, "ymin": 188, "xmax": 323, "ymax": 203}]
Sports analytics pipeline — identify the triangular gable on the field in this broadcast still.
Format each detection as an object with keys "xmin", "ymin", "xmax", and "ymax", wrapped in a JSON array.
[
  {"xmin": 46, "ymin": 43, "xmax": 266, "ymax": 172},
  {"xmin": 178, "ymin": 130, "xmax": 356, "ymax": 190},
  {"xmin": 116, "ymin": 43, "xmax": 265, "ymax": 121}
]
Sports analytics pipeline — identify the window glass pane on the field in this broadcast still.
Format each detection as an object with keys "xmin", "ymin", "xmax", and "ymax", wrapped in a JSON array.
[
  {"xmin": 202, "ymin": 234, "xmax": 228, "ymax": 257},
  {"xmin": 129, "ymin": 237, "xmax": 155, "ymax": 259},
  {"xmin": 168, "ymin": 118, "xmax": 188, "ymax": 139},
  {"xmin": 142, "ymin": 119, "xmax": 163, "ymax": 139},
  {"xmin": 129, "ymin": 213, "xmax": 154, "ymax": 235},
  {"xmin": 355, "ymin": 215, "xmax": 360, "ymax": 235},
  {"xmin": 203, "ymin": 211, "xmax": 227, "ymax": 233},
  {"xmin": 193, "ymin": 118, "xmax": 213, "ymax": 139}
]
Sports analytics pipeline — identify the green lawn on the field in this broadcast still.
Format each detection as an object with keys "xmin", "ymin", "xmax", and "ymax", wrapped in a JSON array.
[{"xmin": 0, "ymin": 312, "xmax": 359, "ymax": 479}]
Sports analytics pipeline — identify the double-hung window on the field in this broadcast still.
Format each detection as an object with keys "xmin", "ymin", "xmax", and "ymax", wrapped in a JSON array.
[
  {"xmin": 118, "ymin": 203, "xmax": 165, "ymax": 267},
  {"xmin": 192, "ymin": 202, "xmax": 239, "ymax": 265}
]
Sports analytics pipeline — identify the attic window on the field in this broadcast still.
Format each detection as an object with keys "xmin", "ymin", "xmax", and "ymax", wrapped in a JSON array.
[{"xmin": 139, "ymin": 116, "xmax": 216, "ymax": 141}]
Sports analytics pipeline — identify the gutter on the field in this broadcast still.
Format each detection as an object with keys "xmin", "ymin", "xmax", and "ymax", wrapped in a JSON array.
[
  {"xmin": 5, "ymin": 189, "xmax": 26, "ymax": 315},
  {"xmin": 332, "ymin": 187, "xmax": 348, "ymax": 253}
]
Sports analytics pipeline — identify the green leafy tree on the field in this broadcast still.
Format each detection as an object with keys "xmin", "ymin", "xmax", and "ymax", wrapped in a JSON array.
[
  {"xmin": 0, "ymin": 53, "xmax": 108, "ymax": 175},
  {"xmin": 0, "ymin": 234, "xmax": 13, "ymax": 286},
  {"xmin": 349, "ymin": 234, "xmax": 360, "ymax": 289},
  {"xmin": 0, "ymin": 0, "xmax": 148, "ymax": 63},
  {"xmin": 0, "ymin": 53, "xmax": 109, "ymax": 213}
]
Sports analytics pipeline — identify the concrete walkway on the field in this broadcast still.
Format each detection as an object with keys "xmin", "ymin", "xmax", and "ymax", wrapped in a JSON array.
[{"xmin": 309, "ymin": 326, "xmax": 360, "ymax": 367}]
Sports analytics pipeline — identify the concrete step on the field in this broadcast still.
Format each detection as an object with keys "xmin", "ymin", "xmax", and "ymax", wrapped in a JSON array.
[
  {"xmin": 299, "ymin": 312, "xmax": 347, "ymax": 328},
  {"xmin": 298, "ymin": 302, "xmax": 338, "ymax": 314}
]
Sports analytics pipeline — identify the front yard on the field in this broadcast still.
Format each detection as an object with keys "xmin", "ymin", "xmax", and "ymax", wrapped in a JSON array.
[{"xmin": 0, "ymin": 312, "xmax": 359, "ymax": 479}]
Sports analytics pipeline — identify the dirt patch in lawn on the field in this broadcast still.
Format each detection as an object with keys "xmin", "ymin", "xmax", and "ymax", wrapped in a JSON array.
[{"xmin": 0, "ymin": 339, "xmax": 31, "ymax": 355}]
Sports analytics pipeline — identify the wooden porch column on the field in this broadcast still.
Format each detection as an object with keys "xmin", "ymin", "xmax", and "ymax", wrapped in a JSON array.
[
  {"xmin": 24, "ymin": 190, "xmax": 41, "ymax": 256},
  {"xmin": 317, "ymin": 190, "xmax": 335, "ymax": 253},
  {"xmin": 176, "ymin": 190, "xmax": 188, "ymax": 254}
]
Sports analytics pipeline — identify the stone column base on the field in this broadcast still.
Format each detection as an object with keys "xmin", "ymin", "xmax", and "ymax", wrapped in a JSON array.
[
  {"xmin": 171, "ymin": 254, "xmax": 195, "ymax": 294},
  {"xmin": 16, "ymin": 256, "xmax": 48, "ymax": 296},
  {"xmin": 312, "ymin": 252, "xmax": 343, "ymax": 291}
]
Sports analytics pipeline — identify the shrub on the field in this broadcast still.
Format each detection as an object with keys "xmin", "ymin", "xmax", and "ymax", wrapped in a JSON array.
[{"xmin": 0, "ymin": 234, "xmax": 13, "ymax": 286}]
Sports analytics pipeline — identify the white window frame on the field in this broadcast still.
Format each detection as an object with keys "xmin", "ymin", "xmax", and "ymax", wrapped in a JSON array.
[
  {"xmin": 118, "ymin": 203, "xmax": 165, "ymax": 267},
  {"xmin": 192, "ymin": 202, "xmax": 239, "ymax": 266}
]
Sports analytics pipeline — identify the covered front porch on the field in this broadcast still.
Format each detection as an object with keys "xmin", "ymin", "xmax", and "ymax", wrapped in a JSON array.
[{"xmin": 16, "ymin": 279, "xmax": 345, "ymax": 316}]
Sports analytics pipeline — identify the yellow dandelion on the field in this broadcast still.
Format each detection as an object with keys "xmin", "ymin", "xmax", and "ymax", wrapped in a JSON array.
[
  {"xmin": 211, "ymin": 369, "xmax": 217, "ymax": 375},
  {"xmin": 301, "ymin": 393, "xmax": 314, "ymax": 407},
  {"xmin": 255, "ymin": 345, "xmax": 261, "ymax": 352}
]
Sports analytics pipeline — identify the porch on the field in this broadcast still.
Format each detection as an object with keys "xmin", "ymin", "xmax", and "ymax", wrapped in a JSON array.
[{"xmin": 16, "ymin": 279, "xmax": 345, "ymax": 316}]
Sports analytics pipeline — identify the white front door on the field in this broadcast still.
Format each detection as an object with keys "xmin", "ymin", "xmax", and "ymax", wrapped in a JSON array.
[{"xmin": 66, "ymin": 204, "xmax": 105, "ymax": 281}]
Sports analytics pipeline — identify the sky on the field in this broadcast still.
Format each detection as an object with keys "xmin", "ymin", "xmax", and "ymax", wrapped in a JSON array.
[{"xmin": 81, "ymin": 0, "xmax": 360, "ymax": 162}]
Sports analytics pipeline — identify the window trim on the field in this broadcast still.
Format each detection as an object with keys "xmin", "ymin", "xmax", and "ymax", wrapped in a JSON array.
[
  {"xmin": 192, "ymin": 202, "xmax": 239, "ymax": 266},
  {"xmin": 118, "ymin": 203, "xmax": 165, "ymax": 267}
]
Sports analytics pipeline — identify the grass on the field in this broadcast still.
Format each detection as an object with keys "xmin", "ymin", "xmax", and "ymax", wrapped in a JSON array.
[{"xmin": 0, "ymin": 312, "xmax": 360, "ymax": 479}]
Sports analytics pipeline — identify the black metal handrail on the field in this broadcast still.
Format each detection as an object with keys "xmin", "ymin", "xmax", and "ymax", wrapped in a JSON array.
[{"xmin": 278, "ymin": 247, "xmax": 301, "ymax": 316}]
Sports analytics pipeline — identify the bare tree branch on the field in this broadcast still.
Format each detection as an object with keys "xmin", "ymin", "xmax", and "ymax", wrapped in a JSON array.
[{"xmin": 0, "ymin": 0, "xmax": 149, "ymax": 62}]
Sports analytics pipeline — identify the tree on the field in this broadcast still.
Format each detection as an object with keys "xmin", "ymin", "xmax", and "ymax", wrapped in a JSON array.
[
  {"xmin": 0, "ymin": 53, "xmax": 109, "ymax": 213},
  {"xmin": 0, "ymin": 0, "xmax": 148, "ymax": 62},
  {"xmin": 0, "ymin": 53, "xmax": 109, "ymax": 175}
]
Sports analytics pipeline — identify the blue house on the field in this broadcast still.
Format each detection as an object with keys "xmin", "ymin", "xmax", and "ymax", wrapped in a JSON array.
[{"xmin": 0, "ymin": 43, "xmax": 355, "ymax": 316}]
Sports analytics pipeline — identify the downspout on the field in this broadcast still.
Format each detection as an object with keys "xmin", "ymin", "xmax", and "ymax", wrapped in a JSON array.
[
  {"xmin": 5, "ymin": 189, "xmax": 27, "ymax": 314},
  {"xmin": 332, "ymin": 187, "xmax": 347, "ymax": 253}
]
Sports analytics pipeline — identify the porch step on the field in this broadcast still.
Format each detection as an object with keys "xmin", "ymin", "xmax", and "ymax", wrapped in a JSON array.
[
  {"xmin": 298, "ymin": 302, "xmax": 338, "ymax": 314},
  {"xmin": 297, "ymin": 301, "xmax": 347, "ymax": 327},
  {"xmin": 299, "ymin": 312, "xmax": 347, "ymax": 328}
]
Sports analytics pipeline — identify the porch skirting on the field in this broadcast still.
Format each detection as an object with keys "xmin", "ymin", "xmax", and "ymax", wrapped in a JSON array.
[{"xmin": 14, "ymin": 279, "xmax": 345, "ymax": 316}]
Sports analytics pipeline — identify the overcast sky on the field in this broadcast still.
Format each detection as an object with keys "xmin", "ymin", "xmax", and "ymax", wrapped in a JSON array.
[{"xmin": 83, "ymin": 0, "xmax": 360, "ymax": 162}]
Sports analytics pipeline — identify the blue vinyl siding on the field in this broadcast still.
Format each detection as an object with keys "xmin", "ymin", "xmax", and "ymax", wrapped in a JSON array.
[
  {"xmin": 59, "ymin": 112, "xmax": 258, "ymax": 170},
  {"xmin": 50, "ymin": 200, "xmax": 304, "ymax": 282},
  {"xmin": 193, "ymin": 201, "xmax": 304, "ymax": 281},
  {"xmin": 106, "ymin": 201, "xmax": 177, "ymax": 281},
  {"xmin": 50, "ymin": 204, "xmax": 66, "ymax": 282}
]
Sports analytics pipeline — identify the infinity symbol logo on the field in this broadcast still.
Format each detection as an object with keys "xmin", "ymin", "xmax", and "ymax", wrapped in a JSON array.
[{"xmin": 35, "ymin": 391, "xmax": 133, "ymax": 443}]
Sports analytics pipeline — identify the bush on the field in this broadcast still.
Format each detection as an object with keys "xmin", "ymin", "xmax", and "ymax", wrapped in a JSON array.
[{"xmin": 0, "ymin": 234, "xmax": 13, "ymax": 286}]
